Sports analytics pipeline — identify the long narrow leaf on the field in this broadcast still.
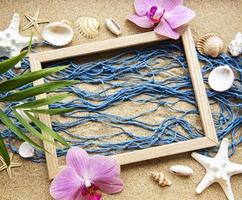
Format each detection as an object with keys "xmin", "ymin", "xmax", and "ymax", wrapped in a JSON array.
[
  {"xmin": 0, "ymin": 65, "xmax": 69, "ymax": 93},
  {"xmin": 26, "ymin": 108, "xmax": 76, "ymax": 115},
  {"xmin": 14, "ymin": 93, "xmax": 70, "ymax": 109},
  {"xmin": 0, "ymin": 80, "xmax": 78, "ymax": 102},
  {"xmin": 0, "ymin": 138, "xmax": 10, "ymax": 166},
  {"xmin": 0, "ymin": 50, "xmax": 28, "ymax": 75},
  {"xmin": 0, "ymin": 109, "xmax": 43, "ymax": 150},
  {"xmin": 25, "ymin": 112, "xmax": 70, "ymax": 148},
  {"xmin": 13, "ymin": 110, "xmax": 54, "ymax": 144}
]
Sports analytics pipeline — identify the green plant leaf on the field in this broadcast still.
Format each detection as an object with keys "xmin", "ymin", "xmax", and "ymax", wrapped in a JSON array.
[
  {"xmin": 26, "ymin": 108, "xmax": 76, "ymax": 115},
  {"xmin": 14, "ymin": 93, "xmax": 70, "ymax": 109},
  {"xmin": 0, "ymin": 80, "xmax": 78, "ymax": 102},
  {"xmin": 13, "ymin": 109, "xmax": 54, "ymax": 145},
  {"xmin": 0, "ymin": 65, "xmax": 69, "ymax": 93},
  {"xmin": 0, "ymin": 109, "xmax": 43, "ymax": 150},
  {"xmin": 25, "ymin": 112, "xmax": 70, "ymax": 148},
  {"xmin": 0, "ymin": 50, "xmax": 28, "ymax": 75},
  {"xmin": 0, "ymin": 138, "xmax": 10, "ymax": 166}
]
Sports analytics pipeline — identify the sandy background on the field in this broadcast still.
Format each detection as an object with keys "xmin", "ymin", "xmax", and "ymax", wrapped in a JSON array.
[{"xmin": 0, "ymin": 0, "xmax": 242, "ymax": 199}]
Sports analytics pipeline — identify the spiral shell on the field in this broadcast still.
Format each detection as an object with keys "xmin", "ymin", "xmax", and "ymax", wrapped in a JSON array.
[
  {"xmin": 151, "ymin": 172, "xmax": 171, "ymax": 187},
  {"xmin": 196, "ymin": 33, "xmax": 224, "ymax": 58},
  {"xmin": 76, "ymin": 17, "xmax": 99, "ymax": 39}
]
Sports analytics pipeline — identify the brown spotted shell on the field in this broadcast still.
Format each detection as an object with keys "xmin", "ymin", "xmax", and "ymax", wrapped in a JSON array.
[
  {"xmin": 76, "ymin": 17, "xmax": 99, "ymax": 39},
  {"xmin": 196, "ymin": 33, "xmax": 224, "ymax": 57}
]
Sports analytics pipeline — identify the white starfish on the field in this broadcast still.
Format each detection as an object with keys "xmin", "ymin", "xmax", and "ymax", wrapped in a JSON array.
[
  {"xmin": 192, "ymin": 138, "xmax": 242, "ymax": 200},
  {"xmin": 0, "ymin": 13, "xmax": 38, "ymax": 67}
]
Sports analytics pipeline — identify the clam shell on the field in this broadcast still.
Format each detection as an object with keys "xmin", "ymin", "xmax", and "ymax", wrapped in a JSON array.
[
  {"xmin": 19, "ymin": 142, "xmax": 35, "ymax": 158},
  {"xmin": 105, "ymin": 18, "xmax": 121, "ymax": 36},
  {"xmin": 196, "ymin": 33, "xmax": 224, "ymax": 57},
  {"xmin": 76, "ymin": 17, "xmax": 99, "ymax": 39},
  {"xmin": 42, "ymin": 21, "xmax": 74, "ymax": 46},
  {"xmin": 169, "ymin": 165, "xmax": 193, "ymax": 176},
  {"xmin": 208, "ymin": 65, "xmax": 234, "ymax": 92}
]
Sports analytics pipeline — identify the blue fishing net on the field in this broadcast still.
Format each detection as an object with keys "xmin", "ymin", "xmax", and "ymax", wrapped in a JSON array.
[{"xmin": 0, "ymin": 41, "xmax": 241, "ymax": 162}]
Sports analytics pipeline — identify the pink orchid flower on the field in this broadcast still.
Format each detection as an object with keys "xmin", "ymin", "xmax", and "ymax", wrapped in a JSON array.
[
  {"xmin": 127, "ymin": 0, "xmax": 195, "ymax": 39},
  {"xmin": 50, "ymin": 147, "xmax": 124, "ymax": 200}
]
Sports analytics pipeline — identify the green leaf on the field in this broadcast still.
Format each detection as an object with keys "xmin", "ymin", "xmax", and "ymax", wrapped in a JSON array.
[
  {"xmin": 13, "ymin": 109, "xmax": 54, "ymax": 145},
  {"xmin": 0, "ymin": 138, "xmax": 10, "ymax": 166},
  {"xmin": 26, "ymin": 108, "xmax": 76, "ymax": 115},
  {"xmin": 0, "ymin": 50, "xmax": 28, "ymax": 75},
  {"xmin": 0, "ymin": 65, "xmax": 69, "ymax": 93},
  {"xmin": 25, "ymin": 112, "xmax": 70, "ymax": 148},
  {"xmin": 14, "ymin": 93, "xmax": 70, "ymax": 109},
  {"xmin": 0, "ymin": 80, "xmax": 78, "ymax": 102},
  {"xmin": 0, "ymin": 109, "xmax": 43, "ymax": 150}
]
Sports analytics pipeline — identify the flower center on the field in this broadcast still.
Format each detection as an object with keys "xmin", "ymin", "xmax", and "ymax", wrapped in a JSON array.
[
  {"xmin": 81, "ymin": 184, "xmax": 102, "ymax": 200},
  {"xmin": 146, "ymin": 6, "xmax": 165, "ymax": 23}
]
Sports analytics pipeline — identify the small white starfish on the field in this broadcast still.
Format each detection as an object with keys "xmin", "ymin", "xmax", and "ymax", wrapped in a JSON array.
[
  {"xmin": 0, "ymin": 153, "xmax": 22, "ymax": 179},
  {"xmin": 192, "ymin": 138, "xmax": 242, "ymax": 200},
  {"xmin": 22, "ymin": 9, "xmax": 49, "ymax": 33},
  {"xmin": 0, "ymin": 13, "xmax": 38, "ymax": 67}
]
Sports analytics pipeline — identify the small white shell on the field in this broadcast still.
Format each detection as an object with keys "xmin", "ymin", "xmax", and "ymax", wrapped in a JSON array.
[
  {"xmin": 105, "ymin": 18, "xmax": 121, "ymax": 36},
  {"xmin": 228, "ymin": 32, "xmax": 242, "ymax": 57},
  {"xmin": 42, "ymin": 21, "xmax": 74, "ymax": 46},
  {"xmin": 76, "ymin": 17, "xmax": 99, "ymax": 39},
  {"xmin": 208, "ymin": 65, "xmax": 235, "ymax": 92},
  {"xmin": 169, "ymin": 165, "xmax": 193, "ymax": 176},
  {"xmin": 19, "ymin": 142, "xmax": 35, "ymax": 158}
]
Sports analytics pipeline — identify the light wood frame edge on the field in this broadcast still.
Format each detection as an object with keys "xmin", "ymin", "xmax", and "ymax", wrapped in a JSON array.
[{"xmin": 29, "ymin": 27, "xmax": 218, "ymax": 180}]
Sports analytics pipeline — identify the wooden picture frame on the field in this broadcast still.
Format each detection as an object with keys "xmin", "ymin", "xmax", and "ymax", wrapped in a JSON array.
[{"xmin": 29, "ymin": 27, "xmax": 218, "ymax": 180}]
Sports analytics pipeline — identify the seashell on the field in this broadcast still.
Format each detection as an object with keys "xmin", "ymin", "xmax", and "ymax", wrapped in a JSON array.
[
  {"xmin": 196, "ymin": 33, "xmax": 224, "ymax": 57},
  {"xmin": 19, "ymin": 142, "xmax": 35, "ymax": 158},
  {"xmin": 208, "ymin": 65, "xmax": 234, "ymax": 92},
  {"xmin": 228, "ymin": 32, "xmax": 242, "ymax": 57},
  {"xmin": 42, "ymin": 21, "xmax": 74, "ymax": 46},
  {"xmin": 151, "ymin": 172, "xmax": 171, "ymax": 187},
  {"xmin": 105, "ymin": 18, "xmax": 121, "ymax": 36},
  {"xmin": 76, "ymin": 17, "xmax": 99, "ymax": 39},
  {"xmin": 169, "ymin": 165, "xmax": 193, "ymax": 176}
]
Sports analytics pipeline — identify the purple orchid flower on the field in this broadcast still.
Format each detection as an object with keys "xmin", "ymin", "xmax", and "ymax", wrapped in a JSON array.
[
  {"xmin": 127, "ymin": 0, "xmax": 195, "ymax": 39},
  {"xmin": 50, "ymin": 147, "xmax": 124, "ymax": 200}
]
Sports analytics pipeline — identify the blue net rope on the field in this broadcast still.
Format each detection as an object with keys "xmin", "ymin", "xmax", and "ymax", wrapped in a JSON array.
[{"xmin": 0, "ymin": 42, "xmax": 241, "ymax": 162}]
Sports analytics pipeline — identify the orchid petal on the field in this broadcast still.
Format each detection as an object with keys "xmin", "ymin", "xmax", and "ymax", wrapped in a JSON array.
[
  {"xmin": 154, "ymin": 19, "xmax": 179, "ymax": 39},
  {"xmin": 127, "ymin": 15, "xmax": 154, "ymax": 28},
  {"xmin": 165, "ymin": 5, "xmax": 195, "ymax": 29},
  {"xmin": 66, "ymin": 147, "xmax": 90, "ymax": 178},
  {"xmin": 161, "ymin": 0, "xmax": 183, "ymax": 11},
  {"xmin": 50, "ymin": 167, "xmax": 84, "ymax": 200},
  {"xmin": 134, "ymin": 0, "xmax": 163, "ymax": 16},
  {"xmin": 89, "ymin": 155, "xmax": 124, "ymax": 194}
]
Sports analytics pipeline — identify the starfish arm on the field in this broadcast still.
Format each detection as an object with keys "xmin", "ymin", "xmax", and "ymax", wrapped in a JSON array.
[
  {"xmin": 35, "ymin": 19, "xmax": 49, "ymax": 23},
  {"xmin": 8, "ymin": 13, "xmax": 20, "ymax": 32},
  {"xmin": 219, "ymin": 179, "xmax": 234, "ymax": 200},
  {"xmin": 196, "ymin": 173, "xmax": 214, "ymax": 194},
  {"xmin": 0, "ymin": 165, "xmax": 7, "ymax": 171},
  {"xmin": 7, "ymin": 167, "xmax": 12, "ymax": 179},
  {"xmin": 22, "ymin": 22, "xmax": 34, "ymax": 30},
  {"xmin": 192, "ymin": 152, "xmax": 213, "ymax": 168},
  {"xmin": 216, "ymin": 138, "xmax": 229, "ymax": 159},
  {"xmin": 227, "ymin": 162, "xmax": 242, "ymax": 176}
]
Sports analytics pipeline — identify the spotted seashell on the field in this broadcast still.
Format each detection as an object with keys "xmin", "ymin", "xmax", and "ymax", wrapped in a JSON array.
[
  {"xmin": 151, "ymin": 172, "xmax": 171, "ymax": 187},
  {"xmin": 76, "ymin": 17, "xmax": 99, "ymax": 39}
]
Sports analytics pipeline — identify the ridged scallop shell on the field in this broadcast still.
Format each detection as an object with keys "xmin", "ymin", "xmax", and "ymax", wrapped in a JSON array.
[
  {"xmin": 76, "ymin": 17, "xmax": 99, "ymax": 39},
  {"xmin": 42, "ymin": 21, "xmax": 74, "ymax": 46},
  {"xmin": 208, "ymin": 65, "xmax": 234, "ymax": 92},
  {"xmin": 19, "ymin": 142, "xmax": 35, "ymax": 158},
  {"xmin": 196, "ymin": 33, "xmax": 224, "ymax": 57},
  {"xmin": 169, "ymin": 165, "xmax": 193, "ymax": 176},
  {"xmin": 151, "ymin": 172, "xmax": 171, "ymax": 187}
]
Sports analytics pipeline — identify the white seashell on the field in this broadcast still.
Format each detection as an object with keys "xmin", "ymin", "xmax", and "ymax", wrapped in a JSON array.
[
  {"xmin": 105, "ymin": 18, "xmax": 121, "ymax": 36},
  {"xmin": 19, "ymin": 142, "xmax": 35, "ymax": 158},
  {"xmin": 42, "ymin": 21, "xmax": 74, "ymax": 46},
  {"xmin": 228, "ymin": 32, "xmax": 242, "ymax": 57},
  {"xmin": 169, "ymin": 165, "xmax": 193, "ymax": 176},
  {"xmin": 208, "ymin": 65, "xmax": 234, "ymax": 92},
  {"xmin": 196, "ymin": 33, "xmax": 224, "ymax": 58},
  {"xmin": 151, "ymin": 172, "xmax": 171, "ymax": 187},
  {"xmin": 76, "ymin": 17, "xmax": 99, "ymax": 39}
]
